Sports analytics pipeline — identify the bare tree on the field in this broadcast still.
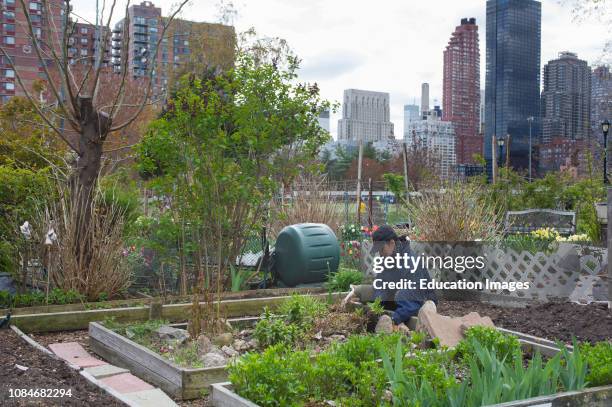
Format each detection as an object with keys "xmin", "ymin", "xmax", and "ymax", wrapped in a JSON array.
[{"xmin": 0, "ymin": 0, "xmax": 189, "ymax": 265}]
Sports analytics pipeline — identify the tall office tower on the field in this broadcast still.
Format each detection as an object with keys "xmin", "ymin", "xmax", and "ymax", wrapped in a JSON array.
[
  {"xmin": 111, "ymin": 1, "xmax": 235, "ymax": 96},
  {"xmin": 591, "ymin": 65, "xmax": 612, "ymax": 170},
  {"xmin": 337, "ymin": 89, "xmax": 394, "ymax": 142},
  {"xmin": 420, "ymin": 83, "xmax": 429, "ymax": 118},
  {"xmin": 485, "ymin": 0, "xmax": 541, "ymax": 171},
  {"xmin": 479, "ymin": 89, "xmax": 485, "ymax": 134},
  {"xmin": 0, "ymin": 0, "xmax": 64, "ymax": 102},
  {"xmin": 443, "ymin": 17, "xmax": 481, "ymax": 165},
  {"xmin": 405, "ymin": 114, "xmax": 457, "ymax": 180},
  {"xmin": 541, "ymin": 52, "xmax": 591, "ymax": 144},
  {"xmin": 403, "ymin": 104, "xmax": 420, "ymax": 138},
  {"xmin": 318, "ymin": 108, "xmax": 330, "ymax": 132}
]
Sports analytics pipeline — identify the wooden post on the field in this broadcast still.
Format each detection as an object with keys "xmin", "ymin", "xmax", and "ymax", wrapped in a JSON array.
[
  {"xmin": 356, "ymin": 139, "xmax": 363, "ymax": 224},
  {"xmin": 505, "ymin": 134, "xmax": 511, "ymax": 171},
  {"xmin": 492, "ymin": 135, "xmax": 497, "ymax": 184},
  {"xmin": 402, "ymin": 142, "xmax": 410, "ymax": 204},
  {"xmin": 368, "ymin": 178, "xmax": 373, "ymax": 229},
  {"xmin": 608, "ymin": 187, "xmax": 612, "ymax": 310}
]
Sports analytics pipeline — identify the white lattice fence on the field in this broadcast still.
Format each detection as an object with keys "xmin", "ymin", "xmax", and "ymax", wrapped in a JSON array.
[{"xmin": 360, "ymin": 241, "xmax": 607, "ymax": 303}]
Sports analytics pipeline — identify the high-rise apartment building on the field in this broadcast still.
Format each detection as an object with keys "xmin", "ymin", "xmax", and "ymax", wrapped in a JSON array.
[
  {"xmin": 318, "ymin": 108, "xmax": 330, "ymax": 132},
  {"xmin": 405, "ymin": 115, "xmax": 456, "ymax": 180},
  {"xmin": 420, "ymin": 83, "xmax": 429, "ymax": 119},
  {"xmin": 485, "ymin": 0, "xmax": 541, "ymax": 172},
  {"xmin": 0, "ymin": 0, "xmax": 63, "ymax": 102},
  {"xmin": 111, "ymin": 1, "xmax": 235, "ymax": 97},
  {"xmin": 337, "ymin": 89, "xmax": 394, "ymax": 142},
  {"xmin": 541, "ymin": 52, "xmax": 591, "ymax": 144},
  {"xmin": 592, "ymin": 66, "xmax": 612, "ymax": 140},
  {"xmin": 443, "ymin": 17, "xmax": 481, "ymax": 165}
]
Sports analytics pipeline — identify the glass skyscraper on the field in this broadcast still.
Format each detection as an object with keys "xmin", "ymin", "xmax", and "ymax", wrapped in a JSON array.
[{"xmin": 485, "ymin": 0, "xmax": 541, "ymax": 172}]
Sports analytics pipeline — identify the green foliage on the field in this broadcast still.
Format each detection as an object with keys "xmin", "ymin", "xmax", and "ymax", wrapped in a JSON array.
[
  {"xmin": 0, "ymin": 288, "xmax": 84, "ymax": 308},
  {"xmin": 579, "ymin": 341, "xmax": 612, "ymax": 386},
  {"xmin": 384, "ymin": 173, "xmax": 407, "ymax": 200},
  {"xmin": 0, "ymin": 166, "xmax": 52, "ymax": 275},
  {"xmin": 253, "ymin": 308, "xmax": 304, "ymax": 348},
  {"xmin": 104, "ymin": 318, "xmax": 168, "ymax": 343},
  {"xmin": 228, "ymin": 345, "xmax": 313, "ymax": 406},
  {"xmin": 230, "ymin": 266, "xmax": 253, "ymax": 292},
  {"xmin": 369, "ymin": 297, "xmax": 385, "ymax": 316},
  {"xmin": 455, "ymin": 326, "xmax": 522, "ymax": 366},
  {"xmin": 326, "ymin": 267, "xmax": 363, "ymax": 292},
  {"xmin": 277, "ymin": 294, "xmax": 327, "ymax": 327}
]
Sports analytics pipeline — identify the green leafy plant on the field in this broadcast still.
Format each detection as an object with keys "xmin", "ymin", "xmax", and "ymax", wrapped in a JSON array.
[
  {"xmin": 277, "ymin": 294, "xmax": 327, "ymax": 327},
  {"xmin": 455, "ymin": 326, "xmax": 521, "ymax": 366},
  {"xmin": 253, "ymin": 308, "xmax": 303, "ymax": 348},
  {"xmin": 580, "ymin": 341, "xmax": 612, "ymax": 386},
  {"xmin": 368, "ymin": 297, "xmax": 385, "ymax": 316},
  {"xmin": 326, "ymin": 267, "xmax": 363, "ymax": 292}
]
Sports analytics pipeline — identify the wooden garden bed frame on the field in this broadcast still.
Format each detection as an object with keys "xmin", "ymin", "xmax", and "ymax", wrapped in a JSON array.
[
  {"xmin": 9, "ymin": 291, "xmax": 339, "ymax": 333},
  {"xmin": 88, "ymin": 292, "xmax": 344, "ymax": 399},
  {"xmin": 210, "ymin": 382, "xmax": 612, "ymax": 407}
]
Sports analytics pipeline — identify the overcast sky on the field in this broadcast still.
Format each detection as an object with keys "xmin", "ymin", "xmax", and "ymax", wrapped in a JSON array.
[{"xmin": 73, "ymin": 0, "xmax": 610, "ymax": 139}]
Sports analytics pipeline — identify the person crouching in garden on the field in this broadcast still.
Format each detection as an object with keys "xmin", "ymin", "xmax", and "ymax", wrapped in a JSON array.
[{"xmin": 371, "ymin": 225, "xmax": 436, "ymax": 325}]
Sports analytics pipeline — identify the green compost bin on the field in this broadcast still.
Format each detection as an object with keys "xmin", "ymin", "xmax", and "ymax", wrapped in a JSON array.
[{"xmin": 274, "ymin": 223, "xmax": 340, "ymax": 287}]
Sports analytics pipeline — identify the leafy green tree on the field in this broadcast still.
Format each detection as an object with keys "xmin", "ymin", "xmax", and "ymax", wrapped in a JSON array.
[{"xmin": 137, "ymin": 50, "xmax": 331, "ymax": 316}]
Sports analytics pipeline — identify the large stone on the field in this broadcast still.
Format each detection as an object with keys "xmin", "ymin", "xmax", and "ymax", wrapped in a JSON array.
[
  {"xmin": 375, "ymin": 315, "xmax": 394, "ymax": 334},
  {"xmin": 232, "ymin": 339, "xmax": 248, "ymax": 351},
  {"xmin": 416, "ymin": 301, "xmax": 495, "ymax": 348},
  {"xmin": 154, "ymin": 326, "xmax": 190, "ymax": 344},
  {"xmin": 196, "ymin": 335, "xmax": 213, "ymax": 356},
  {"xmin": 212, "ymin": 332, "xmax": 233, "ymax": 347},
  {"xmin": 221, "ymin": 345, "xmax": 239, "ymax": 357},
  {"xmin": 201, "ymin": 352, "xmax": 227, "ymax": 367}
]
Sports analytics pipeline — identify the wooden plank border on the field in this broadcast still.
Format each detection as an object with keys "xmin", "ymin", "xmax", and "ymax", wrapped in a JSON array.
[{"xmin": 11, "ymin": 292, "xmax": 344, "ymax": 333}]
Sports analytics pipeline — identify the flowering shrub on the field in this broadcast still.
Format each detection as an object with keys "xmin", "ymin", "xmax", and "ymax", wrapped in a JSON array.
[
  {"xmin": 556, "ymin": 233, "xmax": 590, "ymax": 243},
  {"xmin": 339, "ymin": 223, "xmax": 362, "ymax": 241},
  {"xmin": 530, "ymin": 227, "xmax": 560, "ymax": 241},
  {"xmin": 338, "ymin": 224, "xmax": 379, "ymax": 269}
]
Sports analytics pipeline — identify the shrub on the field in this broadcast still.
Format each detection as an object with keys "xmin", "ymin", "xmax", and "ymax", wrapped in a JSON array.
[
  {"xmin": 0, "ymin": 288, "xmax": 84, "ymax": 308},
  {"xmin": 406, "ymin": 184, "xmax": 503, "ymax": 241},
  {"xmin": 579, "ymin": 341, "xmax": 612, "ymax": 387},
  {"xmin": 455, "ymin": 326, "xmax": 521, "ymax": 366},
  {"xmin": 277, "ymin": 294, "xmax": 327, "ymax": 327},
  {"xmin": 326, "ymin": 267, "xmax": 363, "ymax": 292},
  {"xmin": 228, "ymin": 345, "xmax": 312, "ymax": 406},
  {"xmin": 253, "ymin": 309, "xmax": 303, "ymax": 348}
]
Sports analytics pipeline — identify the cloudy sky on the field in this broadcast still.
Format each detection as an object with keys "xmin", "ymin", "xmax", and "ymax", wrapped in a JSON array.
[{"xmin": 73, "ymin": 0, "xmax": 610, "ymax": 139}]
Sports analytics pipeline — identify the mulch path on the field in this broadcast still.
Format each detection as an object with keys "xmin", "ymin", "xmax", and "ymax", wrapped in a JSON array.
[
  {"xmin": 0, "ymin": 329, "xmax": 123, "ymax": 406},
  {"xmin": 437, "ymin": 300, "xmax": 612, "ymax": 344}
]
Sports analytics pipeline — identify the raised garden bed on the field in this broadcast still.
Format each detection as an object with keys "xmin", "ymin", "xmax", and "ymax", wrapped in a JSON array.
[
  {"xmin": 10, "ymin": 291, "xmax": 344, "ymax": 333},
  {"xmin": 89, "ymin": 293, "xmax": 349, "ymax": 399},
  {"xmin": 210, "ymin": 382, "xmax": 612, "ymax": 407},
  {"xmin": 1, "ymin": 286, "xmax": 329, "ymax": 317}
]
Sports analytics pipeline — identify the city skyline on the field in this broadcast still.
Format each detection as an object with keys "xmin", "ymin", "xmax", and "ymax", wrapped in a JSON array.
[{"xmin": 71, "ymin": 0, "xmax": 611, "ymax": 140}]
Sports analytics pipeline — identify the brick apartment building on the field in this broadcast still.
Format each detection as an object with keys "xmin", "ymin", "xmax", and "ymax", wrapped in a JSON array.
[
  {"xmin": 442, "ymin": 17, "xmax": 482, "ymax": 165},
  {"xmin": 0, "ymin": 0, "xmax": 234, "ymax": 104},
  {"xmin": 539, "ymin": 136, "xmax": 589, "ymax": 177}
]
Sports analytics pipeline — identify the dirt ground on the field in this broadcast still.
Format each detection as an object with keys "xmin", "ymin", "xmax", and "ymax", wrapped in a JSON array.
[
  {"xmin": 437, "ymin": 300, "xmax": 612, "ymax": 344},
  {"xmin": 0, "ymin": 329, "xmax": 123, "ymax": 406}
]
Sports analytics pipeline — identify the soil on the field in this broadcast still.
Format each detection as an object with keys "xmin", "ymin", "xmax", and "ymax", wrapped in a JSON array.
[
  {"xmin": 30, "ymin": 330, "xmax": 92, "ymax": 354},
  {"xmin": 0, "ymin": 329, "xmax": 123, "ymax": 406},
  {"xmin": 437, "ymin": 300, "xmax": 612, "ymax": 344}
]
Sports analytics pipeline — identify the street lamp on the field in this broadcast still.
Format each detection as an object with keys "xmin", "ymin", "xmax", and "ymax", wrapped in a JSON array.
[
  {"xmin": 527, "ymin": 117, "xmax": 534, "ymax": 182},
  {"xmin": 604, "ymin": 120, "xmax": 610, "ymax": 185},
  {"xmin": 497, "ymin": 137, "xmax": 505, "ymax": 169}
]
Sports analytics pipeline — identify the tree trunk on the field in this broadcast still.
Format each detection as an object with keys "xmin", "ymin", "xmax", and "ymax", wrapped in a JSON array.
[{"xmin": 71, "ymin": 96, "xmax": 110, "ymax": 270}]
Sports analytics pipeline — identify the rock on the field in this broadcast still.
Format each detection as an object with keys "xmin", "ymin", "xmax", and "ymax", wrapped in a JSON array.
[
  {"xmin": 375, "ymin": 315, "xmax": 394, "ymax": 334},
  {"xmin": 314, "ymin": 331, "xmax": 323, "ymax": 341},
  {"xmin": 212, "ymin": 332, "xmax": 233, "ymax": 347},
  {"xmin": 201, "ymin": 352, "xmax": 227, "ymax": 367},
  {"xmin": 246, "ymin": 339, "xmax": 259, "ymax": 349},
  {"xmin": 416, "ymin": 302, "xmax": 495, "ymax": 348},
  {"xmin": 222, "ymin": 345, "xmax": 239, "ymax": 357},
  {"xmin": 154, "ymin": 326, "xmax": 189, "ymax": 344},
  {"xmin": 197, "ymin": 335, "xmax": 213, "ymax": 355},
  {"xmin": 396, "ymin": 323, "xmax": 411, "ymax": 335},
  {"xmin": 238, "ymin": 329, "xmax": 253, "ymax": 337},
  {"xmin": 329, "ymin": 334, "xmax": 346, "ymax": 342},
  {"xmin": 232, "ymin": 339, "xmax": 248, "ymax": 351},
  {"xmin": 14, "ymin": 364, "xmax": 28, "ymax": 371}
]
